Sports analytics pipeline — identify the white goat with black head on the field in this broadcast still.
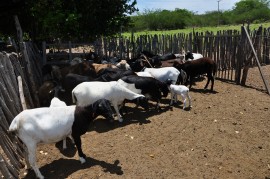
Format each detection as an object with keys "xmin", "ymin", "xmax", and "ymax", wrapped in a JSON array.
[
  {"xmin": 9, "ymin": 98, "xmax": 114, "ymax": 179},
  {"xmin": 72, "ymin": 81, "xmax": 149, "ymax": 122}
]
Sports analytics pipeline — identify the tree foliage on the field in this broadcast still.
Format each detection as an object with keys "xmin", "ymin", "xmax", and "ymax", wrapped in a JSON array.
[
  {"xmin": 1, "ymin": 0, "xmax": 270, "ymax": 41},
  {"xmin": 231, "ymin": 0, "xmax": 270, "ymax": 23},
  {"xmin": 129, "ymin": 0, "xmax": 270, "ymax": 32},
  {"xmin": 0, "ymin": 0, "xmax": 138, "ymax": 41},
  {"xmin": 132, "ymin": 8, "xmax": 193, "ymax": 31}
]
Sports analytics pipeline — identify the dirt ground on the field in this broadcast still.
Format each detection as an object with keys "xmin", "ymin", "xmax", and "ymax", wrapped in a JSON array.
[{"xmin": 21, "ymin": 65, "xmax": 270, "ymax": 179}]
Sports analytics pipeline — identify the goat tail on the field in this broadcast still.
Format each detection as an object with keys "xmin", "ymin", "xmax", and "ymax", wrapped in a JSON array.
[
  {"xmin": 71, "ymin": 91, "xmax": 77, "ymax": 104},
  {"xmin": 8, "ymin": 116, "xmax": 20, "ymax": 132}
]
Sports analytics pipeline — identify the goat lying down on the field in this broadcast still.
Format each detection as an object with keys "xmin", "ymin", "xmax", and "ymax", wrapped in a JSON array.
[
  {"xmin": 72, "ymin": 81, "xmax": 148, "ymax": 122},
  {"xmin": 168, "ymin": 84, "xmax": 192, "ymax": 109},
  {"xmin": 9, "ymin": 98, "xmax": 114, "ymax": 179}
]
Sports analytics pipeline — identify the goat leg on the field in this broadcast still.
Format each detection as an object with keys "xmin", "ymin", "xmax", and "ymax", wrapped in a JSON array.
[
  {"xmin": 72, "ymin": 135, "xmax": 86, "ymax": 164},
  {"xmin": 156, "ymin": 101, "xmax": 161, "ymax": 111},
  {"xmin": 27, "ymin": 143, "xmax": 44, "ymax": 179}
]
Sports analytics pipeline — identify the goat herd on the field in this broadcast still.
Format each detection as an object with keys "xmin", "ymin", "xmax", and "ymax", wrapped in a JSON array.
[{"xmin": 9, "ymin": 50, "xmax": 217, "ymax": 179}]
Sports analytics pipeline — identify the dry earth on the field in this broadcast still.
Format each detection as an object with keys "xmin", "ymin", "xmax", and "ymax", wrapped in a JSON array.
[{"xmin": 21, "ymin": 65, "xmax": 270, "ymax": 179}]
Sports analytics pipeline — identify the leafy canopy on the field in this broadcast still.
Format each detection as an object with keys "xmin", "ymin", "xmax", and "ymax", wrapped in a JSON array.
[{"xmin": 0, "ymin": 0, "xmax": 138, "ymax": 41}]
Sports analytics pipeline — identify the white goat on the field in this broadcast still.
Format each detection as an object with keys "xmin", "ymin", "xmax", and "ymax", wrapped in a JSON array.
[
  {"xmin": 8, "ymin": 99, "xmax": 113, "ymax": 179},
  {"xmin": 136, "ymin": 71, "xmax": 153, "ymax": 77},
  {"xmin": 116, "ymin": 60, "xmax": 131, "ymax": 70},
  {"xmin": 72, "ymin": 81, "xmax": 147, "ymax": 122},
  {"xmin": 169, "ymin": 84, "xmax": 192, "ymax": 109},
  {"xmin": 187, "ymin": 53, "xmax": 203, "ymax": 61},
  {"xmin": 49, "ymin": 97, "xmax": 71, "ymax": 150},
  {"xmin": 142, "ymin": 67, "xmax": 180, "ymax": 85},
  {"xmin": 50, "ymin": 96, "xmax": 67, "ymax": 107}
]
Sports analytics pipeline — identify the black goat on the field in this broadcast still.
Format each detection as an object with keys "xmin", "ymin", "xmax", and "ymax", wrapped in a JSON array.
[
  {"xmin": 95, "ymin": 68, "xmax": 136, "ymax": 82},
  {"xmin": 173, "ymin": 57, "xmax": 217, "ymax": 91},
  {"xmin": 119, "ymin": 75, "xmax": 170, "ymax": 109}
]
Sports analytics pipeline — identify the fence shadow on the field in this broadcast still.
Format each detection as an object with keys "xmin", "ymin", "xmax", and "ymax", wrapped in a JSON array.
[{"xmin": 217, "ymin": 78, "xmax": 268, "ymax": 94}]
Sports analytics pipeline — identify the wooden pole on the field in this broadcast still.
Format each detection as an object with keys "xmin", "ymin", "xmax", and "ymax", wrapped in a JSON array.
[
  {"xmin": 18, "ymin": 76, "xmax": 27, "ymax": 110},
  {"xmin": 243, "ymin": 26, "xmax": 270, "ymax": 94},
  {"xmin": 0, "ymin": 155, "xmax": 13, "ymax": 179}
]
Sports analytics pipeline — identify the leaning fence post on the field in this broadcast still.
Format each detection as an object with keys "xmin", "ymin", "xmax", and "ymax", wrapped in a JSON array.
[
  {"xmin": 243, "ymin": 26, "xmax": 270, "ymax": 95},
  {"xmin": 0, "ymin": 155, "xmax": 13, "ymax": 179},
  {"xmin": 18, "ymin": 76, "xmax": 27, "ymax": 110}
]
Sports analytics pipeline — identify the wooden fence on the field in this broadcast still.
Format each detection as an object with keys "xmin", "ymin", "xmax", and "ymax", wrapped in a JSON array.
[
  {"xmin": 0, "ymin": 42, "xmax": 43, "ymax": 178},
  {"xmin": 1, "ymin": 25, "xmax": 270, "ymax": 178},
  {"xmin": 43, "ymin": 25, "xmax": 270, "ymax": 84}
]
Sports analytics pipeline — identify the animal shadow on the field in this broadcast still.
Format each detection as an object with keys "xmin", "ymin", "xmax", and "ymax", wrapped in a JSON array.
[
  {"xmin": 88, "ymin": 101, "xmax": 172, "ymax": 133},
  {"xmin": 22, "ymin": 157, "xmax": 123, "ymax": 179},
  {"xmin": 55, "ymin": 138, "xmax": 77, "ymax": 157},
  {"xmin": 190, "ymin": 88, "xmax": 218, "ymax": 94},
  {"xmin": 90, "ymin": 108, "xmax": 152, "ymax": 133},
  {"xmin": 168, "ymin": 101, "xmax": 192, "ymax": 111}
]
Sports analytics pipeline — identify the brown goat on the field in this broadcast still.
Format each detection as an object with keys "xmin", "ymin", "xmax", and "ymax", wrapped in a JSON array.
[
  {"xmin": 92, "ymin": 63, "xmax": 117, "ymax": 74},
  {"xmin": 161, "ymin": 59, "xmax": 185, "ymax": 67},
  {"xmin": 173, "ymin": 57, "xmax": 217, "ymax": 91}
]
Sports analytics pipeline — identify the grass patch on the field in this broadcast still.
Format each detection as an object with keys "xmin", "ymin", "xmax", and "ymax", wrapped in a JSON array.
[{"xmin": 122, "ymin": 22, "xmax": 270, "ymax": 38}]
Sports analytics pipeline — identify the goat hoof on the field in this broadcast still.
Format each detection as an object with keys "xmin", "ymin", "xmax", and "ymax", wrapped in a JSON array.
[
  {"xmin": 79, "ymin": 157, "xmax": 86, "ymax": 164},
  {"xmin": 118, "ymin": 118, "xmax": 123, "ymax": 123}
]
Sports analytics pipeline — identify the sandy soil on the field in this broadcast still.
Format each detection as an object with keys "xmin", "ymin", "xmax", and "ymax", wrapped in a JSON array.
[{"xmin": 21, "ymin": 65, "xmax": 270, "ymax": 179}]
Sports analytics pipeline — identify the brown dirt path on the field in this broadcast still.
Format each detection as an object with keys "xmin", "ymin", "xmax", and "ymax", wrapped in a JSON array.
[{"xmin": 21, "ymin": 65, "xmax": 270, "ymax": 179}]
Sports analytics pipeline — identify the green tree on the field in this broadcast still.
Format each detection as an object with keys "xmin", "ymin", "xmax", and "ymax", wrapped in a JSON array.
[
  {"xmin": 232, "ymin": 0, "xmax": 270, "ymax": 23},
  {"xmin": 130, "ymin": 8, "xmax": 194, "ymax": 31},
  {"xmin": 0, "ymin": 0, "xmax": 138, "ymax": 42}
]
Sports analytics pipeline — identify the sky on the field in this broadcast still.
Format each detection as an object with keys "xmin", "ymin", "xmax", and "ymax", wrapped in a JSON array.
[{"xmin": 135, "ymin": 0, "xmax": 241, "ymax": 14}]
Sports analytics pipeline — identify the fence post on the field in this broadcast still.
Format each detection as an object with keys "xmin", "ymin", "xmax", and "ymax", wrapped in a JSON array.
[
  {"xmin": 241, "ymin": 26, "xmax": 262, "ymax": 85},
  {"xmin": 42, "ymin": 41, "xmax": 46, "ymax": 65},
  {"xmin": 242, "ymin": 26, "xmax": 270, "ymax": 94},
  {"xmin": 263, "ymin": 28, "xmax": 270, "ymax": 64},
  {"xmin": 235, "ymin": 27, "xmax": 244, "ymax": 84}
]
